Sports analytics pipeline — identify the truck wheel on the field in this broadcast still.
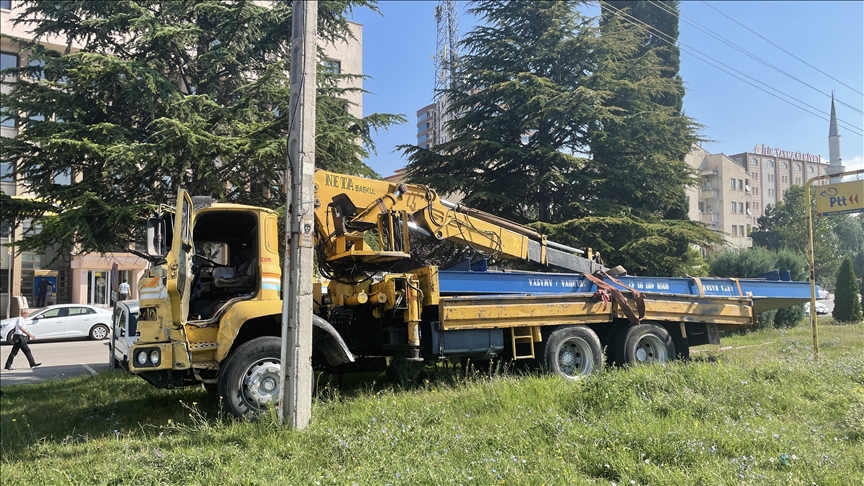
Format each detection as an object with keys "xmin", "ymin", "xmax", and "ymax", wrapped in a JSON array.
[
  {"xmin": 217, "ymin": 337, "xmax": 283, "ymax": 418},
  {"xmin": 611, "ymin": 323, "xmax": 675, "ymax": 366},
  {"xmin": 544, "ymin": 326, "xmax": 603, "ymax": 380}
]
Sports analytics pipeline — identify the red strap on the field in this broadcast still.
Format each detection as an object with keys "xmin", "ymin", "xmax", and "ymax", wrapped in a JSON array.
[{"xmin": 584, "ymin": 272, "xmax": 643, "ymax": 325}]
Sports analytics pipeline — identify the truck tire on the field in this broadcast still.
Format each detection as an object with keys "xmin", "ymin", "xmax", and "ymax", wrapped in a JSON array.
[
  {"xmin": 611, "ymin": 323, "xmax": 675, "ymax": 366},
  {"xmin": 544, "ymin": 326, "xmax": 603, "ymax": 380},
  {"xmin": 217, "ymin": 337, "xmax": 284, "ymax": 418}
]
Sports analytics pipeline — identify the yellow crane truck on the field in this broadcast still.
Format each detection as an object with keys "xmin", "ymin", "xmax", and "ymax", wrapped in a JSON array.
[{"xmin": 125, "ymin": 170, "xmax": 812, "ymax": 417}]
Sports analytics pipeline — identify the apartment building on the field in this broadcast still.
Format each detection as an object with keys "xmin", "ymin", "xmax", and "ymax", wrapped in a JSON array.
[{"xmin": 1, "ymin": 1, "xmax": 362, "ymax": 316}]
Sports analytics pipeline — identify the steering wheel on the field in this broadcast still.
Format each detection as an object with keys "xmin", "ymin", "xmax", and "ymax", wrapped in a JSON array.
[{"xmin": 193, "ymin": 254, "xmax": 221, "ymax": 267}]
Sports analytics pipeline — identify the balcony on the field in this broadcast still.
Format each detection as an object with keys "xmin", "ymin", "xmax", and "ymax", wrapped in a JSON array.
[{"xmin": 700, "ymin": 189, "xmax": 719, "ymax": 200}]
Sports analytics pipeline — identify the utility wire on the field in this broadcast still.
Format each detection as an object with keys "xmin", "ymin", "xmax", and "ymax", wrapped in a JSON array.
[
  {"xmin": 700, "ymin": 0, "xmax": 864, "ymax": 97},
  {"xmin": 598, "ymin": 1, "xmax": 864, "ymax": 137},
  {"xmin": 647, "ymin": 0, "xmax": 863, "ymax": 116}
]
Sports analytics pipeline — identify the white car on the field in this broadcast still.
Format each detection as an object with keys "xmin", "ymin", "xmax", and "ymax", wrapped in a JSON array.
[
  {"xmin": 0, "ymin": 304, "xmax": 113, "ymax": 343},
  {"xmin": 804, "ymin": 302, "xmax": 829, "ymax": 316}
]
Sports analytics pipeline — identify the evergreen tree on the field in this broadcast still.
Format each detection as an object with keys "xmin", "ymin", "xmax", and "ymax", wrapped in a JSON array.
[
  {"xmin": 833, "ymin": 257, "xmax": 862, "ymax": 323},
  {"xmin": 0, "ymin": 0, "xmax": 404, "ymax": 256},
  {"xmin": 401, "ymin": 0, "xmax": 718, "ymax": 276},
  {"xmin": 591, "ymin": 0, "xmax": 697, "ymax": 221}
]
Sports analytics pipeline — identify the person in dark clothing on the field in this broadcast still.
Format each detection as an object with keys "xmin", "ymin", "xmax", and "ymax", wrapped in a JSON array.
[
  {"xmin": 4, "ymin": 309, "xmax": 41, "ymax": 370},
  {"xmin": 36, "ymin": 278, "xmax": 50, "ymax": 307}
]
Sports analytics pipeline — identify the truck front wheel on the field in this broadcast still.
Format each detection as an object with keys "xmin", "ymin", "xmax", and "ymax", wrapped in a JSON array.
[
  {"xmin": 217, "ymin": 337, "xmax": 283, "ymax": 418},
  {"xmin": 544, "ymin": 326, "xmax": 603, "ymax": 380},
  {"xmin": 611, "ymin": 323, "xmax": 675, "ymax": 366}
]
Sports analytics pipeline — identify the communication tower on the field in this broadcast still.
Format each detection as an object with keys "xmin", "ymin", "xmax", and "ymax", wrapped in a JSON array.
[{"xmin": 433, "ymin": 0, "xmax": 459, "ymax": 146}]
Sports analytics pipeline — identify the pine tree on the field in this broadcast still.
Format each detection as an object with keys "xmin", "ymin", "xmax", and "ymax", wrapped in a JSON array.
[
  {"xmin": 402, "ymin": 0, "xmax": 718, "ymax": 276},
  {"xmin": 833, "ymin": 257, "xmax": 862, "ymax": 323},
  {"xmin": 0, "ymin": 0, "xmax": 404, "ymax": 256}
]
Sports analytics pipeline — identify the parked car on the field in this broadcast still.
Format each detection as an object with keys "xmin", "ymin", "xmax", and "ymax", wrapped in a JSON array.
[
  {"xmin": 109, "ymin": 300, "xmax": 139, "ymax": 369},
  {"xmin": 0, "ymin": 304, "xmax": 113, "ymax": 343},
  {"xmin": 804, "ymin": 302, "xmax": 829, "ymax": 316}
]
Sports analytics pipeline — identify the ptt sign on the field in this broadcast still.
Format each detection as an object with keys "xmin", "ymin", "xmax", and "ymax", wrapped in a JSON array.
[{"xmin": 816, "ymin": 180, "xmax": 864, "ymax": 216}]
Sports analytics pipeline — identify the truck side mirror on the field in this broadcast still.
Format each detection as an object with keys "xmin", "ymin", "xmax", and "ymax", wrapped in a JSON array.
[{"xmin": 146, "ymin": 218, "xmax": 167, "ymax": 257}]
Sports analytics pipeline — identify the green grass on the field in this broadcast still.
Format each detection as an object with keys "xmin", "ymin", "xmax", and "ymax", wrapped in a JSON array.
[{"xmin": 2, "ymin": 321, "xmax": 863, "ymax": 485}]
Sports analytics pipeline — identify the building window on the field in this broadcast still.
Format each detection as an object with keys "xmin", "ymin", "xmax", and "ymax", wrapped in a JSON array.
[
  {"xmin": 698, "ymin": 202, "xmax": 704, "ymax": 212},
  {"xmin": 732, "ymin": 226, "xmax": 738, "ymax": 236},
  {"xmin": 752, "ymin": 172, "xmax": 758, "ymax": 180},
  {"xmin": 1, "ymin": 51, "xmax": 18, "ymax": 128},
  {"xmin": 753, "ymin": 187, "xmax": 758, "ymax": 195},
  {"xmin": 753, "ymin": 202, "xmax": 759, "ymax": 211},
  {"xmin": 750, "ymin": 158, "xmax": 758, "ymax": 165},
  {"xmin": 737, "ymin": 179, "xmax": 743, "ymax": 190},
  {"xmin": 418, "ymin": 111, "xmax": 429, "ymax": 122},
  {"xmin": 0, "ymin": 1, "xmax": 11, "ymax": 10},
  {"xmin": 738, "ymin": 202, "xmax": 744, "ymax": 213},
  {"xmin": 768, "ymin": 189, "xmax": 774, "ymax": 197},
  {"xmin": 730, "ymin": 178, "xmax": 736, "ymax": 190},
  {"xmin": 0, "ymin": 158, "xmax": 13, "ymax": 182},
  {"xmin": 54, "ymin": 169, "xmax": 71, "ymax": 185},
  {"xmin": 808, "ymin": 166, "xmax": 814, "ymax": 173},
  {"xmin": 780, "ymin": 162, "xmax": 787, "ymax": 169},
  {"xmin": 781, "ymin": 175, "xmax": 787, "ymax": 183},
  {"xmin": 731, "ymin": 202, "xmax": 737, "ymax": 214},
  {"xmin": 822, "ymin": 168, "xmax": 828, "ymax": 174},
  {"xmin": 323, "ymin": 59, "xmax": 341, "ymax": 74},
  {"xmin": 418, "ymin": 133, "xmax": 428, "ymax": 143},
  {"xmin": 795, "ymin": 164, "xmax": 801, "ymax": 171},
  {"xmin": 768, "ymin": 173, "xmax": 774, "ymax": 182},
  {"xmin": 740, "ymin": 225, "xmax": 745, "ymax": 236},
  {"xmin": 766, "ymin": 160, "xmax": 774, "ymax": 168}
]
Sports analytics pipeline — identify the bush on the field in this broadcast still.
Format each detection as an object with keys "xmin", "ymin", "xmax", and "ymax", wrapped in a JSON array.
[{"xmin": 833, "ymin": 257, "xmax": 863, "ymax": 323}]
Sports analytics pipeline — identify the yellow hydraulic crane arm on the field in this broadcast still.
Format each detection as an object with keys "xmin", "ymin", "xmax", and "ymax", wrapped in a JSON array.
[{"xmin": 313, "ymin": 169, "xmax": 602, "ymax": 273}]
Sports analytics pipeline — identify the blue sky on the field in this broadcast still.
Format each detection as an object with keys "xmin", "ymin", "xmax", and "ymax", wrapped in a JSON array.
[{"xmin": 350, "ymin": 1, "xmax": 863, "ymax": 179}]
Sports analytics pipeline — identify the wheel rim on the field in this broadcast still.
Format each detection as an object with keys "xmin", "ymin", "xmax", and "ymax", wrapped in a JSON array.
[
  {"xmin": 92, "ymin": 325, "xmax": 108, "ymax": 340},
  {"xmin": 634, "ymin": 334, "xmax": 668, "ymax": 363},
  {"xmin": 241, "ymin": 358, "xmax": 282, "ymax": 410},
  {"xmin": 557, "ymin": 337, "xmax": 594, "ymax": 379}
]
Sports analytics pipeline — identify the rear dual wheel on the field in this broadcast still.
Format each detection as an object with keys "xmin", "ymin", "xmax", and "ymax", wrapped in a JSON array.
[
  {"xmin": 544, "ymin": 326, "xmax": 603, "ymax": 380},
  {"xmin": 610, "ymin": 323, "xmax": 676, "ymax": 366}
]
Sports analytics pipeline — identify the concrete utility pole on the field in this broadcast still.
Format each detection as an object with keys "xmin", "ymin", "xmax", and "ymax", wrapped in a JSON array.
[{"xmin": 280, "ymin": 0, "xmax": 317, "ymax": 429}]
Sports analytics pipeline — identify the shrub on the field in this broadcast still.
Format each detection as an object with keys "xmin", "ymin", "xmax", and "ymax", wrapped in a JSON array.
[{"xmin": 833, "ymin": 257, "xmax": 863, "ymax": 323}]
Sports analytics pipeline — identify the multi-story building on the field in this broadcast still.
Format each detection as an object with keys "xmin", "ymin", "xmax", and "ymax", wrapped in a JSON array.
[
  {"xmin": 686, "ymin": 143, "xmax": 830, "ymax": 253},
  {"xmin": 1, "ymin": 1, "xmax": 362, "ymax": 316}
]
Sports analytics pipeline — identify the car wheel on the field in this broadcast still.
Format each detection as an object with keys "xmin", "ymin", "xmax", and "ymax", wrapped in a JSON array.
[
  {"xmin": 6, "ymin": 330, "xmax": 13, "ymax": 344},
  {"xmin": 89, "ymin": 324, "xmax": 110, "ymax": 340}
]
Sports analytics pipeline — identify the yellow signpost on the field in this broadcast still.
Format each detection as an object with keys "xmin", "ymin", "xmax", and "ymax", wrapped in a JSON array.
[
  {"xmin": 815, "ymin": 179, "xmax": 864, "ymax": 216},
  {"xmin": 806, "ymin": 169, "xmax": 864, "ymax": 358}
]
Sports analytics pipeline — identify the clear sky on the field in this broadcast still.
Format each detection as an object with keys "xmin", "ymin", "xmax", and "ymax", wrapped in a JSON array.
[{"xmin": 350, "ymin": 1, "xmax": 863, "ymax": 179}]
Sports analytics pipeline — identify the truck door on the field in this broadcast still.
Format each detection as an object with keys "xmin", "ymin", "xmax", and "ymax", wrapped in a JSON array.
[{"xmin": 166, "ymin": 189, "xmax": 194, "ymax": 326}]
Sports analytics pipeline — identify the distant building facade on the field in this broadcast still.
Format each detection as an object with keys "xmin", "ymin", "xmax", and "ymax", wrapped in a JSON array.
[{"xmin": 686, "ymin": 143, "xmax": 830, "ymax": 253}]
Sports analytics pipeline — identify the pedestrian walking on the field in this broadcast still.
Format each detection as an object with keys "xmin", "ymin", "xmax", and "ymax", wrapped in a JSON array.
[
  {"xmin": 118, "ymin": 279, "xmax": 131, "ymax": 301},
  {"xmin": 4, "ymin": 309, "xmax": 41, "ymax": 370}
]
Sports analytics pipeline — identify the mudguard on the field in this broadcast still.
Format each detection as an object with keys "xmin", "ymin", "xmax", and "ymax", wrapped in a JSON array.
[{"xmin": 313, "ymin": 315, "xmax": 355, "ymax": 366}]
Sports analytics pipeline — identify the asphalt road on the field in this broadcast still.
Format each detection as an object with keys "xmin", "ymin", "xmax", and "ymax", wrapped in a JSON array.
[{"xmin": 0, "ymin": 338, "xmax": 111, "ymax": 387}]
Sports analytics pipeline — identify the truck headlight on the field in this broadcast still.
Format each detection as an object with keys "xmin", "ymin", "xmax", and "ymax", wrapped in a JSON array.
[
  {"xmin": 137, "ymin": 351, "xmax": 148, "ymax": 365},
  {"xmin": 149, "ymin": 350, "xmax": 160, "ymax": 365}
]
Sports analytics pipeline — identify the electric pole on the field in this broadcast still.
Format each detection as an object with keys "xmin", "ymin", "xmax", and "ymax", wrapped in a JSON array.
[{"xmin": 280, "ymin": 0, "xmax": 317, "ymax": 429}]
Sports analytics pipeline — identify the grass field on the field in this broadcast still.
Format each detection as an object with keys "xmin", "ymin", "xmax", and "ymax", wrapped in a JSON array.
[{"xmin": 1, "ymin": 321, "xmax": 862, "ymax": 485}]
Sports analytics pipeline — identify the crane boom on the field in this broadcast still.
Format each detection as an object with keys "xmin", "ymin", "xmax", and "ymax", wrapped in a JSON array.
[{"xmin": 313, "ymin": 170, "xmax": 603, "ymax": 275}]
